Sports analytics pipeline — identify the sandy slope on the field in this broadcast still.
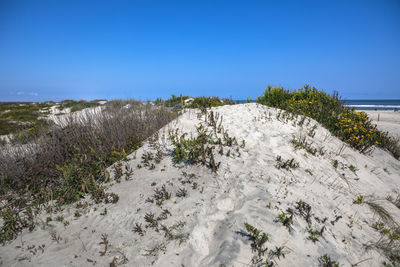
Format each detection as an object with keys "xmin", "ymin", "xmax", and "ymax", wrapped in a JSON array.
[{"xmin": 1, "ymin": 103, "xmax": 399, "ymax": 267}]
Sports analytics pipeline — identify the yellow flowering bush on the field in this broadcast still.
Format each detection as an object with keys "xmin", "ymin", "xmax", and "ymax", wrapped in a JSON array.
[
  {"xmin": 335, "ymin": 110, "xmax": 383, "ymax": 152},
  {"xmin": 258, "ymin": 85, "xmax": 399, "ymax": 158}
]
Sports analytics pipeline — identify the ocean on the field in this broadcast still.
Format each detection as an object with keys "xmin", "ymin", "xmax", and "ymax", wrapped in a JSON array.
[
  {"xmin": 343, "ymin": 100, "xmax": 400, "ymax": 110},
  {"xmin": 236, "ymin": 99, "xmax": 400, "ymax": 110}
]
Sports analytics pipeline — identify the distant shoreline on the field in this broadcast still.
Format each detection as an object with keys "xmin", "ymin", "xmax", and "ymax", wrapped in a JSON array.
[{"xmin": 362, "ymin": 110, "xmax": 400, "ymax": 139}]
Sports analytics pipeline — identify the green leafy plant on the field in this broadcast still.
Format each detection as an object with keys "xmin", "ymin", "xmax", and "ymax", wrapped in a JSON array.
[
  {"xmin": 133, "ymin": 223, "xmax": 145, "ymax": 236},
  {"xmin": 295, "ymin": 200, "xmax": 312, "ymax": 226},
  {"xmin": 308, "ymin": 226, "xmax": 325, "ymax": 243},
  {"xmin": 276, "ymin": 209, "xmax": 294, "ymax": 232},
  {"xmin": 353, "ymin": 195, "xmax": 364, "ymax": 205},
  {"xmin": 275, "ymin": 156, "xmax": 299, "ymax": 170},
  {"xmin": 176, "ymin": 187, "xmax": 188, "ymax": 198},
  {"xmin": 318, "ymin": 254, "xmax": 339, "ymax": 267},
  {"xmin": 244, "ymin": 223, "xmax": 270, "ymax": 264}
]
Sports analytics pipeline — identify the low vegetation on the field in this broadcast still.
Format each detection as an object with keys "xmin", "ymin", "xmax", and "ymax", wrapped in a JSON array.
[
  {"xmin": 155, "ymin": 94, "xmax": 236, "ymax": 111},
  {"xmin": 0, "ymin": 102, "xmax": 53, "ymax": 139},
  {"xmin": 58, "ymin": 99, "xmax": 104, "ymax": 112},
  {"xmin": 0, "ymin": 100, "xmax": 176, "ymax": 243}
]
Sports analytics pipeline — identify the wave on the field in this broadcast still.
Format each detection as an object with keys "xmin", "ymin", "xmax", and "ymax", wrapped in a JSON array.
[{"xmin": 346, "ymin": 105, "xmax": 400, "ymax": 108}]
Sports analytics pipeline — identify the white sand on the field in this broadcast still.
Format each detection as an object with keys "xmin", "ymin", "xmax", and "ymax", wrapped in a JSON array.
[
  {"xmin": 1, "ymin": 103, "xmax": 399, "ymax": 266},
  {"xmin": 361, "ymin": 110, "xmax": 400, "ymax": 139}
]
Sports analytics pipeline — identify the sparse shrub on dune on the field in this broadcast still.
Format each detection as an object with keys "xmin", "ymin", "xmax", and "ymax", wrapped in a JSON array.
[{"xmin": 257, "ymin": 85, "xmax": 400, "ymax": 159}]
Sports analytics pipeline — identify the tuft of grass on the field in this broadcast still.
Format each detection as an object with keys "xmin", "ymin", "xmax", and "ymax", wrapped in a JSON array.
[
  {"xmin": 366, "ymin": 225, "xmax": 400, "ymax": 266},
  {"xmin": 365, "ymin": 200, "xmax": 394, "ymax": 225},
  {"xmin": 386, "ymin": 194, "xmax": 400, "ymax": 210},
  {"xmin": 291, "ymin": 135, "xmax": 318, "ymax": 155}
]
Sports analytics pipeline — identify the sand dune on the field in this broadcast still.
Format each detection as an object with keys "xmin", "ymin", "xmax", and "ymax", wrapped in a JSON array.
[{"xmin": 1, "ymin": 103, "xmax": 399, "ymax": 266}]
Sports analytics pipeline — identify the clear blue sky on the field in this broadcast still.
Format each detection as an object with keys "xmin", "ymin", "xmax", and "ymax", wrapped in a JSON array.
[{"xmin": 0, "ymin": 0, "xmax": 399, "ymax": 101}]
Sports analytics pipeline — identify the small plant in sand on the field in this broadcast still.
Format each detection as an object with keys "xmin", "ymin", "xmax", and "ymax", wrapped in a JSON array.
[
  {"xmin": 144, "ymin": 212, "xmax": 158, "ymax": 229},
  {"xmin": 275, "ymin": 209, "xmax": 294, "ymax": 232},
  {"xmin": 275, "ymin": 156, "xmax": 299, "ymax": 170},
  {"xmin": 367, "ymin": 223, "xmax": 400, "ymax": 266},
  {"xmin": 109, "ymin": 253, "xmax": 129, "ymax": 267},
  {"xmin": 104, "ymin": 192, "xmax": 119, "ymax": 204},
  {"xmin": 153, "ymin": 185, "xmax": 172, "ymax": 206},
  {"xmin": 50, "ymin": 230, "xmax": 62, "ymax": 244},
  {"xmin": 291, "ymin": 135, "xmax": 318, "ymax": 155},
  {"xmin": 307, "ymin": 226, "xmax": 325, "ymax": 243},
  {"xmin": 318, "ymin": 254, "xmax": 339, "ymax": 267},
  {"xmin": 112, "ymin": 162, "xmax": 124, "ymax": 183},
  {"xmin": 348, "ymin": 165, "xmax": 357, "ymax": 174},
  {"xmin": 133, "ymin": 223, "xmax": 145, "ymax": 236},
  {"xmin": 99, "ymin": 233, "xmax": 109, "ymax": 256},
  {"xmin": 353, "ymin": 195, "xmax": 364, "ymax": 205},
  {"xmin": 180, "ymin": 171, "xmax": 197, "ymax": 185},
  {"xmin": 143, "ymin": 242, "xmax": 167, "ymax": 257},
  {"xmin": 243, "ymin": 223, "xmax": 290, "ymax": 266},
  {"xmin": 160, "ymin": 221, "xmax": 188, "ymax": 245},
  {"xmin": 141, "ymin": 151, "xmax": 157, "ymax": 170},
  {"xmin": 244, "ymin": 223, "xmax": 270, "ymax": 265},
  {"xmin": 295, "ymin": 200, "xmax": 313, "ymax": 226},
  {"xmin": 100, "ymin": 208, "xmax": 107, "ymax": 216},
  {"xmin": 176, "ymin": 187, "xmax": 188, "ymax": 198},
  {"xmin": 332, "ymin": 160, "xmax": 339, "ymax": 169},
  {"xmin": 124, "ymin": 164, "xmax": 134, "ymax": 180}
]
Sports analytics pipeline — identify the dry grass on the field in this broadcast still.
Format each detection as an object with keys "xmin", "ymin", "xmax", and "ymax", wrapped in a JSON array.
[{"xmin": 0, "ymin": 100, "xmax": 177, "ymax": 243}]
